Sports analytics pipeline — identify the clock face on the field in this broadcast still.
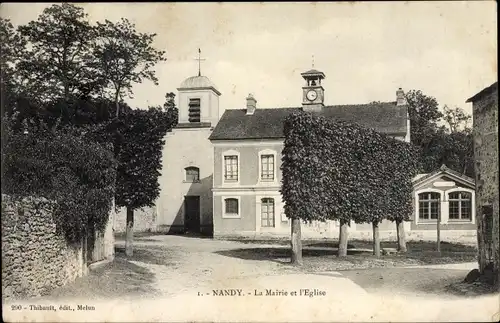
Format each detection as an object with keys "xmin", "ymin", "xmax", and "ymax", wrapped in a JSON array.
[{"xmin": 306, "ymin": 89, "xmax": 318, "ymax": 101}]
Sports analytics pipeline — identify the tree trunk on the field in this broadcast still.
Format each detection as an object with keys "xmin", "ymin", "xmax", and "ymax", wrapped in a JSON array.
[
  {"xmin": 373, "ymin": 221, "xmax": 380, "ymax": 257},
  {"xmin": 338, "ymin": 220, "xmax": 349, "ymax": 257},
  {"xmin": 396, "ymin": 219, "xmax": 407, "ymax": 253},
  {"xmin": 125, "ymin": 207, "xmax": 134, "ymax": 257},
  {"xmin": 290, "ymin": 218, "xmax": 303, "ymax": 266},
  {"xmin": 436, "ymin": 211, "xmax": 441, "ymax": 254},
  {"xmin": 82, "ymin": 229, "xmax": 88, "ymax": 275},
  {"xmin": 114, "ymin": 88, "xmax": 120, "ymax": 118},
  {"xmin": 64, "ymin": 83, "xmax": 70, "ymax": 102}
]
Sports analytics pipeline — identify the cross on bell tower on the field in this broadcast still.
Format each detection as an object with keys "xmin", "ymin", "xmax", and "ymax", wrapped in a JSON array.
[{"xmin": 193, "ymin": 48, "xmax": 206, "ymax": 77}]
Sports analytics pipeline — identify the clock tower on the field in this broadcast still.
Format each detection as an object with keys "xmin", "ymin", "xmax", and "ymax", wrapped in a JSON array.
[{"xmin": 301, "ymin": 68, "xmax": 325, "ymax": 112}]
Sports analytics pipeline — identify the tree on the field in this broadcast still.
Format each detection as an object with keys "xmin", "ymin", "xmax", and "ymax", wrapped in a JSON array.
[
  {"xmin": 92, "ymin": 18, "xmax": 166, "ymax": 117},
  {"xmin": 443, "ymin": 105, "xmax": 471, "ymax": 133},
  {"xmin": 406, "ymin": 90, "xmax": 474, "ymax": 177},
  {"xmin": 406, "ymin": 89, "xmax": 443, "ymax": 147},
  {"xmin": 282, "ymin": 112, "xmax": 418, "ymax": 261},
  {"xmin": 405, "ymin": 90, "xmax": 444, "ymax": 172},
  {"xmin": 116, "ymin": 96, "xmax": 178, "ymax": 256},
  {"xmin": 1, "ymin": 18, "xmax": 27, "ymax": 108},
  {"xmin": 442, "ymin": 106, "xmax": 474, "ymax": 176},
  {"xmin": 16, "ymin": 3, "xmax": 96, "ymax": 104},
  {"xmin": 384, "ymin": 141, "xmax": 421, "ymax": 253}
]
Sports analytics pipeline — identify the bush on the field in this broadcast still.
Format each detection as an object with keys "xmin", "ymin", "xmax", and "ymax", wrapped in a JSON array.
[{"xmin": 2, "ymin": 123, "xmax": 117, "ymax": 243}]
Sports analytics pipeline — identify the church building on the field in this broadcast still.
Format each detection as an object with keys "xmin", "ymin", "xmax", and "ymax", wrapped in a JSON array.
[
  {"xmin": 113, "ymin": 62, "xmax": 478, "ymax": 244},
  {"xmin": 153, "ymin": 73, "xmax": 221, "ymax": 235}
]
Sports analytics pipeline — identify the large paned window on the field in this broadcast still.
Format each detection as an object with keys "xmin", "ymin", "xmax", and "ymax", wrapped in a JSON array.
[
  {"xmin": 224, "ymin": 156, "xmax": 238, "ymax": 181},
  {"xmin": 449, "ymin": 191, "xmax": 472, "ymax": 221},
  {"xmin": 260, "ymin": 155, "xmax": 275, "ymax": 181},
  {"xmin": 418, "ymin": 192, "xmax": 441, "ymax": 220},
  {"xmin": 261, "ymin": 198, "xmax": 275, "ymax": 227}
]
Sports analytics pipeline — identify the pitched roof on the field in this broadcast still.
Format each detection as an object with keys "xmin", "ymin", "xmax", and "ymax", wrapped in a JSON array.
[
  {"xmin": 412, "ymin": 164, "xmax": 475, "ymax": 188},
  {"xmin": 209, "ymin": 102, "xmax": 407, "ymax": 141},
  {"xmin": 301, "ymin": 69, "xmax": 326, "ymax": 78},
  {"xmin": 466, "ymin": 82, "xmax": 498, "ymax": 103},
  {"xmin": 178, "ymin": 75, "xmax": 221, "ymax": 95}
]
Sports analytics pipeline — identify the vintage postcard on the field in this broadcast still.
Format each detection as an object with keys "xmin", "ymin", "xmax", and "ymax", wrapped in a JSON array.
[{"xmin": 1, "ymin": 1, "xmax": 499, "ymax": 322}]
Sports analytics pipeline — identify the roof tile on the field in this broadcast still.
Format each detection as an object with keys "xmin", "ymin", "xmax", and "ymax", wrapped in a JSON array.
[{"xmin": 209, "ymin": 102, "xmax": 407, "ymax": 140}]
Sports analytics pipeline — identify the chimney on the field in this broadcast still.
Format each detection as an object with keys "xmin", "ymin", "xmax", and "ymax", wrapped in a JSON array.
[
  {"xmin": 396, "ymin": 88, "xmax": 406, "ymax": 106},
  {"xmin": 246, "ymin": 93, "xmax": 257, "ymax": 115}
]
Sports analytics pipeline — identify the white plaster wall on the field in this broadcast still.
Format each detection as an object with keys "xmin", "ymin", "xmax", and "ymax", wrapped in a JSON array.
[
  {"xmin": 178, "ymin": 90, "xmax": 220, "ymax": 126},
  {"xmin": 215, "ymin": 221, "xmax": 477, "ymax": 245},
  {"xmin": 156, "ymin": 127, "xmax": 214, "ymax": 231}
]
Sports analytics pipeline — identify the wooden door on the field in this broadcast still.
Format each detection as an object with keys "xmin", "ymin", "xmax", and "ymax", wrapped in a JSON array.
[{"xmin": 184, "ymin": 196, "xmax": 201, "ymax": 233}]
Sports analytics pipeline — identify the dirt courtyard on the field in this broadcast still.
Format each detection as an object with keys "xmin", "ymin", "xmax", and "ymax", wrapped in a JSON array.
[{"xmin": 4, "ymin": 235, "xmax": 499, "ymax": 322}]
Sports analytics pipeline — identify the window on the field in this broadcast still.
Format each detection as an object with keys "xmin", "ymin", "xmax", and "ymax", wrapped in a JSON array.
[
  {"xmin": 261, "ymin": 198, "xmax": 275, "ymax": 227},
  {"xmin": 260, "ymin": 154, "xmax": 275, "ymax": 181},
  {"xmin": 418, "ymin": 192, "xmax": 440, "ymax": 220},
  {"xmin": 185, "ymin": 167, "xmax": 200, "ymax": 182},
  {"xmin": 224, "ymin": 156, "xmax": 238, "ymax": 181},
  {"xmin": 188, "ymin": 98, "xmax": 201, "ymax": 123},
  {"xmin": 225, "ymin": 198, "xmax": 239, "ymax": 215},
  {"xmin": 449, "ymin": 191, "xmax": 472, "ymax": 221}
]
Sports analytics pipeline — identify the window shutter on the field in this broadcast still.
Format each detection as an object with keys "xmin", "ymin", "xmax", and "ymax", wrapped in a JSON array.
[{"xmin": 188, "ymin": 98, "xmax": 201, "ymax": 122}]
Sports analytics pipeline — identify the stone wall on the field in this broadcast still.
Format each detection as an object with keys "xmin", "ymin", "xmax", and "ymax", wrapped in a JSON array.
[
  {"xmin": 471, "ymin": 82, "xmax": 499, "ymax": 277},
  {"xmin": 114, "ymin": 206, "xmax": 159, "ymax": 233},
  {"xmin": 1, "ymin": 195, "xmax": 86, "ymax": 300}
]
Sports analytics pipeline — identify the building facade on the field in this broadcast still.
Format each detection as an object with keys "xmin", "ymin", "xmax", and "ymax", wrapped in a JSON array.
[
  {"xmin": 407, "ymin": 165, "xmax": 477, "ymax": 242},
  {"xmin": 209, "ymin": 68, "xmax": 413, "ymax": 240},
  {"xmin": 467, "ymin": 82, "xmax": 499, "ymax": 279},
  {"xmin": 115, "ymin": 74, "xmax": 221, "ymax": 235},
  {"xmin": 114, "ymin": 69, "xmax": 482, "ymax": 245}
]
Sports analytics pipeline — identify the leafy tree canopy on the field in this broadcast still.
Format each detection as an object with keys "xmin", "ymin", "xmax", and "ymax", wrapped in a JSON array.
[{"xmin": 281, "ymin": 112, "xmax": 419, "ymax": 225}]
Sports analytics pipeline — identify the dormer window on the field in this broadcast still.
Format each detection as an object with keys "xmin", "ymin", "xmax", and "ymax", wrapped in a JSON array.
[{"xmin": 188, "ymin": 98, "xmax": 201, "ymax": 123}]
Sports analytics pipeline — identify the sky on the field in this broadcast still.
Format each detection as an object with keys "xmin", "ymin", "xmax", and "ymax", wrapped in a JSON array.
[{"xmin": 1, "ymin": 2, "xmax": 497, "ymax": 116}]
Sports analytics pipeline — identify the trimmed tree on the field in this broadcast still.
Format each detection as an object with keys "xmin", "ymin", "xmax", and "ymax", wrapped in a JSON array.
[
  {"xmin": 380, "ymin": 139, "xmax": 420, "ymax": 253},
  {"xmin": 115, "ymin": 101, "xmax": 178, "ymax": 256},
  {"xmin": 282, "ymin": 113, "xmax": 365, "ymax": 262},
  {"xmin": 282, "ymin": 112, "xmax": 419, "ymax": 260}
]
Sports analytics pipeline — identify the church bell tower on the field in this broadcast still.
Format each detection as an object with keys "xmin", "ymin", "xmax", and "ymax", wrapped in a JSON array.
[{"xmin": 301, "ymin": 68, "xmax": 325, "ymax": 112}]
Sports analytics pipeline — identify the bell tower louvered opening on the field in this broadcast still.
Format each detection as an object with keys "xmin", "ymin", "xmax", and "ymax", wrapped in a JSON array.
[{"xmin": 188, "ymin": 98, "xmax": 201, "ymax": 123}]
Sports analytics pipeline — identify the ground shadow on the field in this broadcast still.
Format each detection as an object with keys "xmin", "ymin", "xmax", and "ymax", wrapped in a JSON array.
[
  {"xmin": 226, "ymin": 239, "xmax": 356, "ymax": 248},
  {"xmin": 168, "ymin": 232, "xmax": 213, "ymax": 239},
  {"xmin": 214, "ymin": 247, "xmax": 371, "ymax": 263},
  {"xmin": 115, "ymin": 245, "xmax": 178, "ymax": 267},
  {"xmin": 339, "ymin": 267, "xmax": 498, "ymax": 298},
  {"xmin": 307, "ymin": 242, "xmax": 357, "ymax": 249},
  {"xmin": 37, "ymin": 258, "xmax": 158, "ymax": 301}
]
